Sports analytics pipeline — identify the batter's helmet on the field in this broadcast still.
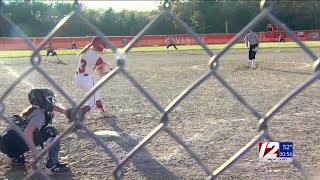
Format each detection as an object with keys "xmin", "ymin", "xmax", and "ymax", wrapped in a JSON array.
[{"xmin": 91, "ymin": 36, "xmax": 107, "ymax": 52}]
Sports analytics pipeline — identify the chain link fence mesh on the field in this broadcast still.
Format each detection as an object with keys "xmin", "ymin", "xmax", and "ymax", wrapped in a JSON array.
[{"xmin": 0, "ymin": 0, "xmax": 319, "ymax": 179}]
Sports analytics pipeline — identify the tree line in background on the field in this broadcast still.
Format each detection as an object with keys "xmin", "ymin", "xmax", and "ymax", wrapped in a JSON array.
[{"xmin": 0, "ymin": 0, "xmax": 320, "ymax": 37}]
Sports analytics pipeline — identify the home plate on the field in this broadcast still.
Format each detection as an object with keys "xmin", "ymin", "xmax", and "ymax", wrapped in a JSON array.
[{"xmin": 94, "ymin": 130, "xmax": 123, "ymax": 138}]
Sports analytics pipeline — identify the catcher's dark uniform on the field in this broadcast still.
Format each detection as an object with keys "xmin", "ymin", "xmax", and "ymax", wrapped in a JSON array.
[
  {"xmin": 0, "ymin": 108, "xmax": 55, "ymax": 159},
  {"xmin": 0, "ymin": 89, "xmax": 70, "ymax": 174}
]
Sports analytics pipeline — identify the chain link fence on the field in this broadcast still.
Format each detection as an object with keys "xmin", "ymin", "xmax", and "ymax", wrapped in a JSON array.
[{"xmin": 0, "ymin": 0, "xmax": 319, "ymax": 179}]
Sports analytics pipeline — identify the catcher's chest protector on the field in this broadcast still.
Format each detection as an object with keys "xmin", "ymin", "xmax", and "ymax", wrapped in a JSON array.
[
  {"xmin": 1, "ymin": 106, "xmax": 53, "ymax": 137},
  {"xmin": 21, "ymin": 107, "xmax": 53, "ymax": 130},
  {"xmin": 0, "ymin": 107, "xmax": 54, "ymax": 150}
]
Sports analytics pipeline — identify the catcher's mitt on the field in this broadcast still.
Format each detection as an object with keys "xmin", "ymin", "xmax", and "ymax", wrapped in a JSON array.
[{"xmin": 66, "ymin": 108, "xmax": 85, "ymax": 123}]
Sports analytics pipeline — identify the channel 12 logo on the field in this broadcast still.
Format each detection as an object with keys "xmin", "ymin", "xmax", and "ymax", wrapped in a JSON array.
[{"xmin": 258, "ymin": 142, "xmax": 293, "ymax": 162}]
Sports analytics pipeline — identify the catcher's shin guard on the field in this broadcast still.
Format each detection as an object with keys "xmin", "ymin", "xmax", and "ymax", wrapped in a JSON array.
[
  {"xmin": 0, "ymin": 130, "xmax": 29, "ymax": 158},
  {"xmin": 42, "ymin": 126, "xmax": 59, "ymax": 142},
  {"xmin": 0, "ymin": 136, "xmax": 9, "ymax": 155}
]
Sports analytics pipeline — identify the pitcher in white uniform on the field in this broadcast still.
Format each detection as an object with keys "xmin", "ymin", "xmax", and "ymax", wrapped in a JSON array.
[{"xmin": 75, "ymin": 36, "xmax": 114, "ymax": 118}]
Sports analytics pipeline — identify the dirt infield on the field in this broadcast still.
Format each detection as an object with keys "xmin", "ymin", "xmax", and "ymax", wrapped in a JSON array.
[{"xmin": 0, "ymin": 48, "xmax": 319, "ymax": 179}]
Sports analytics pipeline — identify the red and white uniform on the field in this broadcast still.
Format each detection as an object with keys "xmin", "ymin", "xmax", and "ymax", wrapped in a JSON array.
[{"xmin": 75, "ymin": 48, "xmax": 104, "ymax": 109}]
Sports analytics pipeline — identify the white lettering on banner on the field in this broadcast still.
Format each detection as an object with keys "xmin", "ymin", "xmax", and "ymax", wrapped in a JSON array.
[
  {"xmin": 185, "ymin": 37, "xmax": 193, "ymax": 44},
  {"xmin": 176, "ymin": 37, "xmax": 180, "ymax": 44},
  {"xmin": 164, "ymin": 35, "xmax": 207, "ymax": 44},
  {"xmin": 181, "ymin": 37, "xmax": 185, "ymax": 44},
  {"xmin": 308, "ymin": 32, "xmax": 319, "ymax": 39},
  {"xmin": 200, "ymin": 36, "xmax": 206, "ymax": 42},
  {"xmin": 164, "ymin": 37, "xmax": 168, "ymax": 44},
  {"xmin": 298, "ymin": 32, "xmax": 304, "ymax": 36}
]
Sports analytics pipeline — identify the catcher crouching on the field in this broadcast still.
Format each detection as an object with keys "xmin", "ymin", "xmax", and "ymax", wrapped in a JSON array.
[{"xmin": 0, "ymin": 88, "xmax": 71, "ymax": 175}]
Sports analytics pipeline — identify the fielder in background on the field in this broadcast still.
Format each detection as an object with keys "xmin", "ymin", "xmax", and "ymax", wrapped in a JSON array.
[
  {"xmin": 71, "ymin": 41, "xmax": 77, "ymax": 49},
  {"xmin": 279, "ymin": 34, "xmax": 285, "ymax": 43},
  {"xmin": 166, "ymin": 36, "xmax": 180, "ymax": 54},
  {"xmin": 0, "ymin": 88, "xmax": 71, "ymax": 175},
  {"xmin": 44, "ymin": 42, "xmax": 61, "ymax": 62},
  {"xmin": 75, "ymin": 36, "xmax": 115, "ymax": 118},
  {"xmin": 244, "ymin": 30, "xmax": 259, "ymax": 69}
]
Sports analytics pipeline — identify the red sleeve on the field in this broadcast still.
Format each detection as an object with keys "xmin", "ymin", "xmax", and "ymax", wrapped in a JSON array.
[{"xmin": 96, "ymin": 57, "xmax": 104, "ymax": 68}]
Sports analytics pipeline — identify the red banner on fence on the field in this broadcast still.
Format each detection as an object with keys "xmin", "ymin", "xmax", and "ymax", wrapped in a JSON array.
[{"xmin": 1, "ymin": 30, "xmax": 320, "ymax": 50}]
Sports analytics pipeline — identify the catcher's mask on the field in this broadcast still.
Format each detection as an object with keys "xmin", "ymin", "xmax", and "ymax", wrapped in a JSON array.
[
  {"xmin": 28, "ymin": 88, "xmax": 55, "ymax": 111},
  {"xmin": 91, "ymin": 36, "xmax": 107, "ymax": 52}
]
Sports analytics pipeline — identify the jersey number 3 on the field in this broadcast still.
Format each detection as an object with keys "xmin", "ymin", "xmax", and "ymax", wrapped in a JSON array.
[{"xmin": 78, "ymin": 59, "xmax": 87, "ymax": 73}]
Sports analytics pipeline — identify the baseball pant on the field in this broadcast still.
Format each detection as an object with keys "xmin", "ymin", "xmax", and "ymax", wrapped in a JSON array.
[
  {"xmin": 249, "ymin": 44, "xmax": 258, "ymax": 60},
  {"xmin": 0, "ymin": 126, "xmax": 60, "ymax": 167},
  {"xmin": 167, "ymin": 44, "xmax": 178, "ymax": 50},
  {"xmin": 75, "ymin": 74, "xmax": 101, "ymax": 109}
]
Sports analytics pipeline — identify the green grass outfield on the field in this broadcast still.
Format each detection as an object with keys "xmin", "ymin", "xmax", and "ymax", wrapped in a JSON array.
[{"xmin": 1, "ymin": 41, "xmax": 320, "ymax": 58}]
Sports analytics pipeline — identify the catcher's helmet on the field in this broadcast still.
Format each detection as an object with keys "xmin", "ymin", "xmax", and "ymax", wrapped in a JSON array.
[
  {"xmin": 28, "ymin": 88, "xmax": 55, "ymax": 111},
  {"xmin": 91, "ymin": 36, "xmax": 107, "ymax": 52}
]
